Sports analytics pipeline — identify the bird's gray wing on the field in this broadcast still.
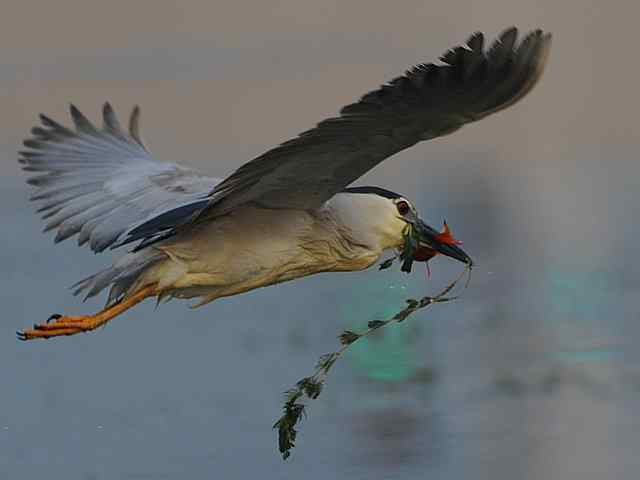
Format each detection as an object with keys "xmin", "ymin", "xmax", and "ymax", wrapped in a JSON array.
[
  {"xmin": 20, "ymin": 103, "xmax": 221, "ymax": 252},
  {"xmin": 197, "ymin": 27, "xmax": 551, "ymax": 221}
]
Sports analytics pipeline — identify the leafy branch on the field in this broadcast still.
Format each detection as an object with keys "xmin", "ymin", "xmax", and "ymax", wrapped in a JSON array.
[{"xmin": 273, "ymin": 240, "xmax": 472, "ymax": 459}]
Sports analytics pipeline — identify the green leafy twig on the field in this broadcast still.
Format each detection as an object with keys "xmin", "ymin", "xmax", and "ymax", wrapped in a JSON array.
[
  {"xmin": 378, "ymin": 223, "xmax": 421, "ymax": 273},
  {"xmin": 273, "ymin": 250, "xmax": 472, "ymax": 460}
]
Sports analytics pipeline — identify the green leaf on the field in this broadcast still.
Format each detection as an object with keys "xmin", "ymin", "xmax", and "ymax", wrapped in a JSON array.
[
  {"xmin": 283, "ymin": 388, "xmax": 303, "ymax": 404},
  {"xmin": 418, "ymin": 296, "xmax": 433, "ymax": 307},
  {"xmin": 405, "ymin": 298, "xmax": 419, "ymax": 308},
  {"xmin": 367, "ymin": 320, "xmax": 387, "ymax": 329},
  {"xmin": 297, "ymin": 377, "xmax": 323, "ymax": 399},
  {"xmin": 316, "ymin": 352, "xmax": 339, "ymax": 373},
  {"xmin": 339, "ymin": 330, "xmax": 360, "ymax": 345},
  {"xmin": 273, "ymin": 399, "xmax": 307, "ymax": 460},
  {"xmin": 398, "ymin": 222, "xmax": 424, "ymax": 273},
  {"xmin": 378, "ymin": 257, "xmax": 395, "ymax": 270}
]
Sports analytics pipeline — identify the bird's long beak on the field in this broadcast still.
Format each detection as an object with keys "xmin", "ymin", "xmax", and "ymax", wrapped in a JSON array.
[{"xmin": 412, "ymin": 217, "xmax": 473, "ymax": 266}]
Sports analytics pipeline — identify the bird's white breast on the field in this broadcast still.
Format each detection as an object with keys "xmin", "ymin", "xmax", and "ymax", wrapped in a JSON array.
[{"xmin": 154, "ymin": 204, "xmax": 381, "ymax": 303}]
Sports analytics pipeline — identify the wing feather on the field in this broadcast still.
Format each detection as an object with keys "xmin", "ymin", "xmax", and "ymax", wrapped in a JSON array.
[
  {"xmin": 196, "ymin": 27, "xmax": 551, "ymax": 221},
  {"xmin": 20, "ymin": 103, "xmax": 220, "ymax": 252}
]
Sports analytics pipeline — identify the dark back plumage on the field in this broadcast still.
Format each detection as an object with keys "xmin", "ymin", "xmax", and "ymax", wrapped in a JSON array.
[{"xmin": 342, "ymin": 186, "xmax": 403, "ymax": 200}]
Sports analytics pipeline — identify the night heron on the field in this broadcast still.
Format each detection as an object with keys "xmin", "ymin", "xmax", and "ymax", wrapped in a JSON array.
[{"xmin": 17, "ymin": 27, "xmax": 551, "ymax": 341}]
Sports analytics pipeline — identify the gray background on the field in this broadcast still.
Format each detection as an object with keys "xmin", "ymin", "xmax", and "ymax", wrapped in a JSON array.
[{"xmin": 1, "ymin": 1, "xmax": 640, "ymax": 478}]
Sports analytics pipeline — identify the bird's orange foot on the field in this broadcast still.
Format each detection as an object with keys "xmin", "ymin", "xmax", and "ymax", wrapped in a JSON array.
[
  {"xmin": 17, "ymin": 313, "xmax": 103, "ymax": 341},
  {"xmin": 17, "ymin": 284, "xmax": 158, "ymax": 342}
]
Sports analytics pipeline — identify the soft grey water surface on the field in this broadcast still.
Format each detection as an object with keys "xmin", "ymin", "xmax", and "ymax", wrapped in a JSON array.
[{"xmin": 2, "ymin": 156, "xmax": 639, "ymax": 479}]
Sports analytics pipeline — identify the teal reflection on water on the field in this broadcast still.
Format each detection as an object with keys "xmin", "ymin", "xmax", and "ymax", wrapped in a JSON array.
[
  {"xmin": 340, "ymin": 277, "xmax": 427, "ymax": 383},
  {"xmin": 545, "ymin": 267, "xmax": 624, "ymax": 365},
  {"xmin": 549, "ymin": 346, "xmax": 623, "ymax": 363},
  {"xmin": 547, "ymin": 268, "xmax": 613, "ymax": 321}
]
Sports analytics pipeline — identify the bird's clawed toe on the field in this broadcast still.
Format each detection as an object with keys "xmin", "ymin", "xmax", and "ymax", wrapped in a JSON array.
[
  {"xmin": 17, "ymin": 314, "xmax": 92, "ymax": 341},
  {"xmin": 17, "ymin": 284, "xmax": 157, "ymax": 342}
]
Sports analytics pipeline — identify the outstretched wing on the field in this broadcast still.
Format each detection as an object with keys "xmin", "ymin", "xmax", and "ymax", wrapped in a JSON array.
[
  {"xmin": 20, "ymin": 103, "xmax": 220, "ymax": 252},
  {"xmin": 197, "ymin": 27, "xmax": 551, "ymax": 220},
  {"xmin": 67, "ymin": 27, "xmax": 551, "ymax": 250}
]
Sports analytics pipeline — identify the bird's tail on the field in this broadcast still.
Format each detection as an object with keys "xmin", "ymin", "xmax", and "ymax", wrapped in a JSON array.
[{"xmin": 71, "ymin": 249, "xmax": 166, "ymax": 306}]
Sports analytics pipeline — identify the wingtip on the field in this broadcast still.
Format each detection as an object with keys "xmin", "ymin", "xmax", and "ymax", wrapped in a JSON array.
[
  {"xmin": 500, "ymin": 26, "xmax": 519, "ymax": 41},
  {"xmin": 39, "ymin": 113, "xmax": 54, "ymax": 126},
  {"xmin": 102, "ymin": 101, "xmax": 124, "ymax": 133},
  {"xmin": 69, "ymin": 103, "xmax": 98, "ymax": 133},
  {"xmin": 128, "ymin": 105, "xmax": 147, "ymax": 149},
  {"xmin": 102, "ymin": 101, "xmax": 114, "ymax": 120},
  {"xmin": 465, "ymin": 31, "xmax": 484, "ymax": 51},
  {"xmin": 69, "ymin": 103, "xmax": 80, "ymax": 116}
]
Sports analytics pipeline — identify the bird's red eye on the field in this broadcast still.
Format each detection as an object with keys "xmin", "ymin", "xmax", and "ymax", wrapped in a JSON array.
[{"xmin": 396, "ymin": 201, "xmax": 410, "ymax": 215}]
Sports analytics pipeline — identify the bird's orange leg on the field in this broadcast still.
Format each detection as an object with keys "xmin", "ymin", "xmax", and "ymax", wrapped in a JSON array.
[{"xmin": 17, "ymin": 284, "xmax": 158, "ymax": 341}]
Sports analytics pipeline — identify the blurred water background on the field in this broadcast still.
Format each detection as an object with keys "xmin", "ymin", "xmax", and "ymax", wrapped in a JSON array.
[{"xmin": 1, "ymin": 1, "xmax": 640, "ymax": 478}]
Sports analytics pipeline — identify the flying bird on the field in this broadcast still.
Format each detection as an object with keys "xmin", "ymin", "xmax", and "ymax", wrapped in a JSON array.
[{"xmin": 17, "ymin": 27, "xmax": 551, "ymax": 341}]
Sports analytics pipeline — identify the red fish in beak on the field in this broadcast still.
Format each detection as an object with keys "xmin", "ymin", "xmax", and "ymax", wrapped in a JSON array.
[{"xmin": 413, "ymin": 221, "xmax": 466, "ymax": 277}]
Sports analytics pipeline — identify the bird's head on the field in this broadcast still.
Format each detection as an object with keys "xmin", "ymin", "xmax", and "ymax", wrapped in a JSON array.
[{"xmin": 337, "ymin": 187, "xmax": 472, "ymax": 268}]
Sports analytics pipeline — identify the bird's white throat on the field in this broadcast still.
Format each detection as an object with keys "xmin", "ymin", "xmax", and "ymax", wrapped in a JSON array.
[{"xmin": 321, "ymin": 192, "xmax": 407, "ymax": 253}]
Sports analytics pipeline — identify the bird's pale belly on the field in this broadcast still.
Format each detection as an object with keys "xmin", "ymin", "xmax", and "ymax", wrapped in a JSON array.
[{"xmin": 153, "ymin": 206, "xmax": 379, "ymax": 305}]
